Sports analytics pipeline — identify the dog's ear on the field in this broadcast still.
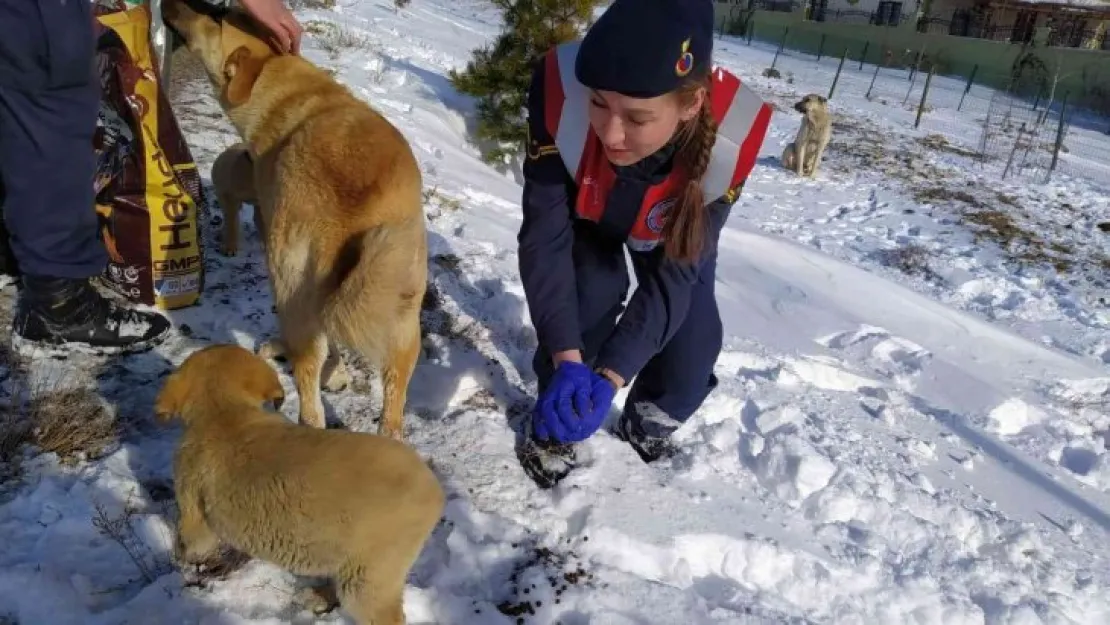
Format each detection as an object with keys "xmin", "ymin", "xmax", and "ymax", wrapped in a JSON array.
[
  {"xmin": 818, "ymin": 95, "xmax": 828, "ymax": 105},
  {"xmin": 243, "ymin": 356, "xmax": 285, "ymax": 411},
  {"xmin": 154, "ymin": 370, "xmax": 189, "ymax": 424},
  {"xmin": 224, "ymin": 46, "xmax": 263, "ymax": 107}
]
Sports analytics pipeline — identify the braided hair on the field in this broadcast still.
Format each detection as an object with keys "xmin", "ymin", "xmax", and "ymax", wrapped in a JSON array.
[{"xmin": 662, "ymin": 76, "xmax": 718, "ymax": 265}]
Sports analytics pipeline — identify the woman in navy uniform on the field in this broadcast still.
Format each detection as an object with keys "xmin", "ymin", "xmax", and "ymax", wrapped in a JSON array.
[{"xmin": 517, "ymin": 0, "xmax": 772, "ymax": 486}]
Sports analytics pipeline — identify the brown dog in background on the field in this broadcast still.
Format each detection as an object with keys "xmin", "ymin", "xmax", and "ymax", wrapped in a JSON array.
[
  {"xmin": 155, "ymin": 344, "xmax": 445, "ymax": 625},
  {"xmin": 164, "ymin": 0, "xmax": 428, "ymax": 438},
  {"xmin": 781, "ymin": 93, "xmax": 832, "ymax": 178},
  {"xmin": 210, "ymin": 142, "xmax": 259, "ymax": 256}
]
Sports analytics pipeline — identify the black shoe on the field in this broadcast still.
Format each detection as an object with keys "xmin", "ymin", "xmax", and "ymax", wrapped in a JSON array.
[
  {"xmin": 12, "ymin": 275, "xmax": 171, "ymax": 353},
  {"xmin": 614, "ymin": 416, "xmax": 678, "ymax": 464},
  {"xmin": 516, "ymin": 436, "xmax": 578, "ymax": 489}
]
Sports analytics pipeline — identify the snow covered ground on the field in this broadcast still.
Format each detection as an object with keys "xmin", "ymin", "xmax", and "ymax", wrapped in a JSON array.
[{"xmin": 2, "ymin": 1, "xmax": 1110, "ymax": 623}]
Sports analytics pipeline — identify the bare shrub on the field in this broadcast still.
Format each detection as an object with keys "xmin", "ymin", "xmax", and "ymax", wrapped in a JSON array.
[{"xmin": 91, "ymin": 497, "xmax": 173, "ymax": 585}]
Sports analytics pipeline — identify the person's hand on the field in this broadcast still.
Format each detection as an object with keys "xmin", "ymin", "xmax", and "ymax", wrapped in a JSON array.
[
  {"xmin": 237, "ymin": 0, "xmax": 304, "ymax": 54},
  {"xmin": 533, "ymin": 362, "xmax": 617, "ymax": 444}
]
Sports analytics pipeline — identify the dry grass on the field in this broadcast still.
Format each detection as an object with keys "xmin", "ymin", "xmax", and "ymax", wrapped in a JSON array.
[
  {"xmin": 287, "ymin": 0, "xmax": 337, "ymax": 9},
  {"xmin": 1, "ymin": 344, "xmax": 119, "ymax": 485},
  {"xmin": 423, "ymin": 186, "xmax": 463, "ymax": 212},
  {"xmin": 873, "ymin": 244, "xmax": 939, "ymax": 281},
  {"xmin": 917, "ymin": 134, "xmax": 980, "ymax": 159},
  {"xmin": 306, "ymin": 20, "xmax": 375, "ymax": 60}
]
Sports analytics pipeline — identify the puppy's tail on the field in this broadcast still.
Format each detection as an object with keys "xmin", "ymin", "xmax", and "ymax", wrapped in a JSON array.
[{"xmin": 320, "ymin": 220, "xmax": 426, "ymax": 360}]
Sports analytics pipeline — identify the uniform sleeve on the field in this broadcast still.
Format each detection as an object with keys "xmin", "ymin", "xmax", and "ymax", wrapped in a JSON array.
[
  {"xmin": 594, "ymin": 191, "xmax": 737, "ymax": 383},
  {"xmin": 516, "ymin": 55, "xmax": 583, "ymax": 356}
]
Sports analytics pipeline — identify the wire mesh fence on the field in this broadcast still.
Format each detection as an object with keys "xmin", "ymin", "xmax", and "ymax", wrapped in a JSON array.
[{"xmin": 727, "ymin": 17, "xmax": 1110, "ymax": 188}]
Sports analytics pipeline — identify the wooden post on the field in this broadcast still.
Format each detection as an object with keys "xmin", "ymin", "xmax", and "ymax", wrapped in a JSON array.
[
  {"xmin": 772, "ymin": 27, "xmax": 789, "ymax": 70},
  {"xmin": 915, "ymin": 64, "xmax": 936, "ymax": 129},
  {"xmin": 828, "ymin": 47, "xmax": 849, "ymax": 100},
  {"xmin": 858, "ymin": 40, "xmax": 870, "ymax": 70},
  {"xmin": 747, "ymin": 16, "xmax": 755, "ymax": 45},
  {"xmin": 866, "ymin": 61, "xmax": 881, "ymax": 99},
  {"xmin": 957, "ymin": 64, "xmax": 978, "ymax": 112},
  {"xmin": 817, "ymin": 33, "xmax": 827, "ymax": 62}
]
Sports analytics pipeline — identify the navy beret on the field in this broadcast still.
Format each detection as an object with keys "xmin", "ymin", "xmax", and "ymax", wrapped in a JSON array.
[{"xmin": 574, "ymin": 0, "xmax": 715, "ymax": 98}]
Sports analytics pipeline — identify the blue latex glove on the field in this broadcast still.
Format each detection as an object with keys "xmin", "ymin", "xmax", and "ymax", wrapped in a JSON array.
[{"xmin": 533, "ymin": 362, "xmax": 617, "ymax": 444}]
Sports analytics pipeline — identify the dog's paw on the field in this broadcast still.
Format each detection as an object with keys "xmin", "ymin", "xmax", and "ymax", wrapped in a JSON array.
[
  {"xmin": 378, "ymin": 423, "xmax": 405, "ymax": 442},
  {"xmin": 179, "ymin": 547, "xmax": 251, "ymax": 587},
  {"xmin": 295, "ymin": 584, "xmax": 340, "ymax": 616},
  {"xmin": 323, "ymin": 360, "xmax": 351, "ymax": 392},
  {"xmin": 220, "ymin": 240, "xmax": 238, "ymax": 257},
  {"xmin": 258, "ymin": 338, "xmax": 287, "ymax": 361}
]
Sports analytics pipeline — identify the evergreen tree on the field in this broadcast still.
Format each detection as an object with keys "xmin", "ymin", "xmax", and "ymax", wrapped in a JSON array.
[{"xmin": 450, "ymin": 0, "xmax": 603, "ymax": 164}]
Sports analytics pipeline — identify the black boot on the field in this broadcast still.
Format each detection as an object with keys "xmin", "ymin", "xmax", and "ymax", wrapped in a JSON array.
[
  {"xmin": 12, "ymin": 275, "xmax": 171, "ymax": 353},
  {"xmin": 614, "ymin": 415, "xmax": 678, "ymax": 464}
]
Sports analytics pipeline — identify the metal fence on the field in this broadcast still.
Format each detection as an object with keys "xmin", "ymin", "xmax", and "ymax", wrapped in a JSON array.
[
  {"xmin": 727, "ymin": 16, "xmax": 1110, "ymax": 187},
  {"xmin": 766, "ymin": 3, "xmax": 1110, "ymax": 51}
]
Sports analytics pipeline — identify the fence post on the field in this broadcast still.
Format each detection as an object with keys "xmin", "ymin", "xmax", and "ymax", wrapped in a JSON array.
[
  {"xmin": 719, "ymin": 15, "xmax": 726, "ymax": 39},
  {"xmin": 747, "ymin": 16, "xmax": 755, "ymax": 46},
  {"xmin": 908, "ymin": 48, "xmax": 924, "ymax": 83},
  {"xmin": 915, "ymin": 64, "xmax": 936, "ymax": 129},
  {"xmin": 772, "ymin": 27, "xmax": 789, "ymax": 70},
  {"xmin": 1048, "ymin": 91, "xmax": 1069, "ymax": 180},
  {"xmin": 817, "ymin": 33, "xmax": 827, "ymax": 62},
  {"xmin": 828, "ymin": 47, "xmax": 848, "ymax": 100},
  {"xmin": 866, "ymin": 61, "xmax": 881, "ymax": 99},
  {"xmin": 903, "ymin": 59, "xmax": 921, "ymax": 105},
  {"xmin": 957, "ymin": 64, "xmax": 978, "ymax": 112},
  {"xmin": 858, "ymin": 41, "xmax": 870, "ymax": 70}
]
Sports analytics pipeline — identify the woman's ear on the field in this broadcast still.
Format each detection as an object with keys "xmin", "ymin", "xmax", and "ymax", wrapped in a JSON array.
[{"xmin": 679, "ymin": 87, "xmax": 706, "ymax": 123}]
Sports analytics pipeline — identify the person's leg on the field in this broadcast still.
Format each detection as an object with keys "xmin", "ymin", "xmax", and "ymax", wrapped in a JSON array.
[
  {"xmin": 0, "ymin": 0, "xmax": 170, "ymax": 350},
  {"xmin": 616, "ymin": 261, "xmax": 724, "ymax": 462},
  {"xmin": 0, "ymin": 177, "xmax": 18, "ymax": 283},
  {"xmin": 0, "ymin": 83, "xmax": 105, "ymax": 279}
]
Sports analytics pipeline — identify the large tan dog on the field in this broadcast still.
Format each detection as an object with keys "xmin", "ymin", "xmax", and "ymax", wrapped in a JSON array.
[
  {"xmin": 781, "ymin": 93, "xmax": 832, "ymax": 178},
  {"xmin": 210, "ymin": 142, "xmax": 258, "ymax": 256},
  {"xmin": 155, "ymin": 344, "xmax": 445, "ymax": 625},
  {"xmin": 164, "ymin": 0, "xmax": 427, "ymax": 438}
]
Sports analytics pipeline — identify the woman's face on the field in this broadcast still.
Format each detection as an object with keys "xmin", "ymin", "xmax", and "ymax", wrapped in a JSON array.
[{"xmin": 587, "ymin": 88, "xmax": 704, "ymax": 166}]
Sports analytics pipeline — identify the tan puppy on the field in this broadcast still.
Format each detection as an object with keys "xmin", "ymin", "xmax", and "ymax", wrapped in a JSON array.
[
  {"xmin": 164, "ymin": 0, "xmax": 428, "ymax": 438},
  {"xmin": 780, "ymin": 94, "xmax": 832, "ymax": 178},
  {"xmin": 155, "ymin": 344, "xmax": 445, "ymax": 625},
  {"xmin": 210, "ymin": 142, "xmax": 259, "ymax": 256}
]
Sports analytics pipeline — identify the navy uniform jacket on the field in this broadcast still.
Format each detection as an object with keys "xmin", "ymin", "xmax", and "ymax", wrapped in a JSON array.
[{"xmin": 517, "ymin": 58, "xmax": 736, "ymax": 384}]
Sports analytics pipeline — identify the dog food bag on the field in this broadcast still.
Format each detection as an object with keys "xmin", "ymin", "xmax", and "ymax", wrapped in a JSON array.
[{"xmin": 92, "ymin": 1, "xmax": 206, "ymax": 310}]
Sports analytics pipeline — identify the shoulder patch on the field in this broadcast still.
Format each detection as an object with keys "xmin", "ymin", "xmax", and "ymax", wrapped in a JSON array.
[
  {"xmin": 526, "ymin": 126, "xmax": 559, "ymax": 161},
  {"xmin": 724, "ymin": 181, "xmax": 745, "ymax": 204}
]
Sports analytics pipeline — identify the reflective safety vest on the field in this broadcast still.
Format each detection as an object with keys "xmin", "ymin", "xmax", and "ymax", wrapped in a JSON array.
[{"xmin": 541, "ymin": 40, "xmax": 773, "ymax": 251}]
